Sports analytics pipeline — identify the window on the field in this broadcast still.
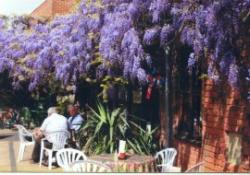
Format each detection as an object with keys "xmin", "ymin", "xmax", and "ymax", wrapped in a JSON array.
[{"xmin": 227, "ymin": 133, "xmax": 242, "ymax": 165}]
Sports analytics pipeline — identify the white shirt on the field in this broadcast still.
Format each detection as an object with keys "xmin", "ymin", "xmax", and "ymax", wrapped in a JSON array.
[
  {"xmin": 68, "ymin": 114, "xmax": 84, "ymax": 132},
  {"xmin": 40, "ymin": 113, "xmax": 68, "ymax": 133}
]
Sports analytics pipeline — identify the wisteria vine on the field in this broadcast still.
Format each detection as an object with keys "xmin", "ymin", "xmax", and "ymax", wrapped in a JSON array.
[{"xmin": 0, "ymin": 0, "xmax": 249, "ymax": 99}]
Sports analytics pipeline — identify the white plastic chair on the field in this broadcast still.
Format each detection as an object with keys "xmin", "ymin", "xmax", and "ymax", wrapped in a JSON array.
[
  {"xmin": 15, "ymin": 124, "xmax": 35, "ymax": 162},
  {"xmin": 56, "ymin": 148, "xmax": 88, "ymax": 172},
  {"xmin": 39, "ymin": 130, "xmax": 69, "ymax": 169},
  {"xmin": 71, "ymin": 160, "xmax": 112, "ymax": 172},
  {"xmin": 155, "ymin": 148, "xmax": 177, "ymax": 172}
]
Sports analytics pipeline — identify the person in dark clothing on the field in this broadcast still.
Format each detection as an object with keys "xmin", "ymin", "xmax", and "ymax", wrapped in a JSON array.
[{"xmin": 67, "ymin": 104, "xmax": 84, "ymax": 149}]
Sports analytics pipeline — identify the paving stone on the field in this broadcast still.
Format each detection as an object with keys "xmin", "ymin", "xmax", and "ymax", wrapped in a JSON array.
[{"xmin": 0, "ymin": 129, "xmax": 63, "ymax": 172}]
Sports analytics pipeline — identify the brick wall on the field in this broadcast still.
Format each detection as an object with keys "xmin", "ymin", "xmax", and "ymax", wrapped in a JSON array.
[
  {"xmin": 31, "ymin": 0, "xmax": 53, "ymax": 19},
  {"xmin": 52, "ymin": 0, "xmax": 76, "ymax": 17},
  {"xmin": 173, "ymin": 79, "xmax": 250, "ymax": 172},
  {"xmin": 174, "ymin": 139, "xmax": 202, "ymax": 171},
  {"xmin": 201, "ymin": 79, "xmax": 250, "ymax": 172},
  {"xmin": 31, "ymin": 0, "xmax": 76, "ymax": 19}
]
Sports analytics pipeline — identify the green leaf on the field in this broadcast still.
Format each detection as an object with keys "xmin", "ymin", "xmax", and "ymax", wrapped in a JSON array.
[
  {"xmin": 110, "ymin": 108, "xmax": 120, "ymax": 126},
  {"xmin": 127, "ymin": 139, "xmax": 139, "ymax": 153},
  {"xmin": 94, "ymin": 121, "xmax": 103, "ymax": 136}
]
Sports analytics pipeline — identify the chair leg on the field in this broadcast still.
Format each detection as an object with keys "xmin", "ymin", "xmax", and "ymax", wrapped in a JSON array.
[
  {"xmin": 48, "ymin": 151, "xmax": 53, "ymax": 170},
  {"xmin": 18, "ymin": 144, "xmax": 25, "ymax": 162},
  {"xmin": 17, "ymin": 144, "xmax": 22, "ymax": 162},
  {"xmin": 22, "ymin": 145, "xmax": 26, "ymax": 160},
  {"xmin": 39, "ymin": 149, "xmax": 44, "ymax": 167}
]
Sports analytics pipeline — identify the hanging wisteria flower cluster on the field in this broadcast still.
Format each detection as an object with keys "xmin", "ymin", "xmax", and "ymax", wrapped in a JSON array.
[{"xmin": 0, "ymin": 0, "xmax": 249, "ymax": 97}]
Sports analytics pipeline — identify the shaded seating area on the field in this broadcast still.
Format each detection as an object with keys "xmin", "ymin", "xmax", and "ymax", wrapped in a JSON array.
[{"xmin": 11, "ymin": 124, "xmax": 182, "ymax": 173}]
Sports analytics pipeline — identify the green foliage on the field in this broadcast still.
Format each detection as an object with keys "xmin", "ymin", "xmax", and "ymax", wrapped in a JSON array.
[
  {"xmin": 127, "ymin": 121, "xmax": 159, "ymax": 155},
  {"xmin": 0, "ymin": 71, "xmax": 14, "ymax": 107},
  {"xmin": 99, "ymin": 76, "xmax": 128, "ymax": 102},
  {"xmin": 80, "ymin": 102, "xmax": 128, "ymax": 155},
  {"xmin": 0, "ymin": 89, "xmax": 11, "ymax": 107},
  {"xmin": 19, "ymin": 105, "xmax": 47, "ymax": 128},
  {"xmin": 79, "ymin": 101, "xmax": 159, "ymax": 155},
  {"xmin": 56, "ymin": 97, "xmax": 72, "ymax": 116},
  {"xmin": 30, "ymin": 105, "xmax": 47, "ymax": 127},
  {"xmin": 19, "ymin": 107, "xmax": 32, "ymax": 128}
]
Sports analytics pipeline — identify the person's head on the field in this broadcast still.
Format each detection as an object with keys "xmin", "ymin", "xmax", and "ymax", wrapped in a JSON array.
[
  {"xmin": 47, "ymin": 107, "xmax": 58, "ymax": 116},
  {"xmin": 67, "ymin": 104, "xmax": 78, "ymax": 116}
]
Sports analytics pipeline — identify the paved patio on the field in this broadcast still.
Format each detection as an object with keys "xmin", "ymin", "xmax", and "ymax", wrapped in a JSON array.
[{"xmin": 0, "ymin": 129, "xmax": 63, "ymax": 172}]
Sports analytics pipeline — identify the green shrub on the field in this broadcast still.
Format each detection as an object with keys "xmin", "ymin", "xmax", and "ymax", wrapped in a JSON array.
[
  {"xmin": 127, "ymin": 121, "xmax": 159, "ymax": 155},
  {"xmin": 79, "ymin": 102, "xmax": 128, "ymax": 155},
  {"xmin": 79, "ymin": 102, "xmax": 159, "ymax": 156}
]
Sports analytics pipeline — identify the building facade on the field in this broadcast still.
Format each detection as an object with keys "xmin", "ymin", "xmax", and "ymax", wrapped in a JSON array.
[
  {"xmin": 31, "ymin": 0, "xmax": 77, "ymax": 19},
  {"xmin": 172, "ymin": 79, "xmax": 250, "ymax": 172}
]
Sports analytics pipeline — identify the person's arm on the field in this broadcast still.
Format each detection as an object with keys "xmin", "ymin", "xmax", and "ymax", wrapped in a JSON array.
[
  {"xmin": 68, "ymin": 116, "xmax": 72, "ymax": 130},
  {"xmin": 34, "ymin": 117, "xmax": 48, "ymax": 140},
  {"xmin": 40, "ymin": 117, "xmax": 48, "ymax": 131},
  {"xmin": 33, "ymin": 128, "xmax": 43, "ymax": 141}
]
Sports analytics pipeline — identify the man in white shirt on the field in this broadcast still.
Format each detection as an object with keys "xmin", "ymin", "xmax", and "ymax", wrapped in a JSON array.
[
  {"xmin": 40, "ymin": 110, "xmax": 68, "ymax": 134},
  {"xmin": 32, "ymin": 107, "xmax": 68, "ymax": 163}
]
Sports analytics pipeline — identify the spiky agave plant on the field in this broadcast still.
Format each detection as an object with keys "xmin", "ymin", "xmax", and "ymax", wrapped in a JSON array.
[
  {"xmin": 80, "ymin": 101, "xmax": 129, "ymax": 154},
  {"xmin": 127, "ymin": 121, "xmax": 159, "ymax": 155}
]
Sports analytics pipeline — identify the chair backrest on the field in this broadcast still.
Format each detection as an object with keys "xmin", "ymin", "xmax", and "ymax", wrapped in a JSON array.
[
  {"xmin": 45, "ymin": 131, "xmax": 69, "ymax": 150},
  {"xmin": 155, "ymin": 148, "xmax": 177, "ymax": 168},
  {"xmin": 185, "ymin": 162, "xmax": 204, "ymax": 172},
  {"xmin": 15, "ymin": 124, "xmax": 33, "ymax": 143},
  {"xmin": 71, "ymin": 160, "xmax": 112, "ymax": 172},
  {"xmin": 56, "ymin": 148, "xmax": 88, "ymax": 172}
]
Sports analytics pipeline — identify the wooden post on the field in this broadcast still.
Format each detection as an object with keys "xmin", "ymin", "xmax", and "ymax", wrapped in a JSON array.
[{"xmin": 162, "ymin": 47, "xmax": 173, "ymax": 147}]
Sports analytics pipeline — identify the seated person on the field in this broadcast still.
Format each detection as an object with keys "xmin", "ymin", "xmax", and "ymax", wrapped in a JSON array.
[
  {"xmin": 67, "ymin": 104, "xmax": 84, "ymax": 133},
  {"xmin": 32, "ymin": 107, "xmax": 68, "ymax": 163},
  {"xmin": 67, "ymin": 104, "xmax": 84, "ymax": 148}
]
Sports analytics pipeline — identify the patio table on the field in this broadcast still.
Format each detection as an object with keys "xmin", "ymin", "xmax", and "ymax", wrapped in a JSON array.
[{"xmin": 89, "ymin": 153, "xmax": 156, "ymax": 172}]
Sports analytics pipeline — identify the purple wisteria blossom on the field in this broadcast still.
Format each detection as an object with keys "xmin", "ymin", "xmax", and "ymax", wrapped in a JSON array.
[
  {"xmin": 150, "ymin": 0, "xmax": 171, "ymax": 23},
  {"xmin": 143, "ymin": 27, "xmax": 161, "ymax": 45},
  {"xmin": 160, "ymin": 24, "xmax": 174, "ymax": 46},
  {"xmin": 187, "ymin": 53, "xmax": 196, "ymax": 68},
  {"xmin": 0, "ymin": 0, "xmax": 248, "ymax": 97}
]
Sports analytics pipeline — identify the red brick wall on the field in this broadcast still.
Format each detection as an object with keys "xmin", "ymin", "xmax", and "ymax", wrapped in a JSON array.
[
  {"xmin": 174, "ymin": 139, "xmax": 202, "ymax": 171},
  {"xmin": 31, "ymin": 0, "xmax": 53, "ymax": 19},
  {"xmin": 52, "ymin": 0, "xmax": 76, "ymax": 17},
  {"xmin": 173, "ymin": 79, "xmax": 250, "ymax": 172},
  {"xmin": 201, "ymin": 79, "xmax": 250, "ymax": 172},
  {"xmin": 31, "ymin": 0, "xmax": 76, "ymax": 19}
]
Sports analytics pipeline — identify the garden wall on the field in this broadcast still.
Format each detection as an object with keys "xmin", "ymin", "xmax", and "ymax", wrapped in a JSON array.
[{"xmin": 173, "ymin": 79, "xmax": 250, "ymax": 172}]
